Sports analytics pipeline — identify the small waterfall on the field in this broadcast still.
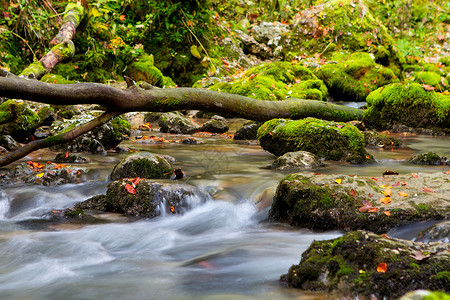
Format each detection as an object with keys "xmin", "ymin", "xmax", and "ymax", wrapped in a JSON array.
[{"xmin": 0, "ymin": 192, "xmax": 10, "ymax": 220}]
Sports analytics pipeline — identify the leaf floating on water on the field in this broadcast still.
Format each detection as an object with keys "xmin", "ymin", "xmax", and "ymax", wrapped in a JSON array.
[
  {"xmin": 383, "ymin": 170, "xmax": 399, "ymax": 175},
  {"xmin": 335, "ymin": 178, "xmax": 342, "ymax": 184},
  {"xmin": 125, "ymin": 183, "xmax": 136, "ymax": 194},
  {"xmin": 399, "ymin": 191, "xmax": 408, "ymax": 197},
  {"xmin": 410, "ymin": 250, "xmax": 430, "ymax": 261},
  {"xmin": 411, "ymin": 173, "xmax": 419, "ymax": 178},
  {"xmin": 377, "ymin": 263, "xmax": 387, "ymax": 273}
]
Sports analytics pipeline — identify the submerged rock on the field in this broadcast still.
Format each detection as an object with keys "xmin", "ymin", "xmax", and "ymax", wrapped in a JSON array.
[
  {"xmin": 282, "ymin": 230, "xmax": 450, "ymax": 299},
  {"xmin": 198, "ymin": 115, "xmax": 229, "ymax": 133},
  {"xmin": 67, "ymin": 179, "xmax": 209, "ymax": 218},
  {"xmin": 408, "ymin": 152, "xmax": 449, "ymax": 166},
  {"xmin": 363, "ymin": 82, "xmax": 450, "ymax": 130},
  {"xmin": 270, "ymin": 172, "xmax": 449, "ymax": 233},
  {"xmin": 158, "ymin": 112, "xmax": 200, "ymax": 134},
  {"xmin": 110, "ymin": 152, "xmax": 174, "ymax": 180},
  {"xmin": 257, "ymin": 118, "xmax": 374, "ymax": 164},
  {"xmin": 270, "ymin": 151, "xmax": 323, "ymax": 170},
  {"xmin": 420, "ymin": 221, "xmax": 450, "ymax": 243}
]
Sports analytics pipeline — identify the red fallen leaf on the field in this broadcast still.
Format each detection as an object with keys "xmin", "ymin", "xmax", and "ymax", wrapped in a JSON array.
[
  {"xmin": 392, "ymin": 181, "xmax": 400, "ymax": 187},
  {"xmin": 377, "ymin": 262, "xmax": 387, "ymax": 273},
  {"xmin": 350, "ymin": 188, "xmax": 356, "ymax": 197},
  {"xmin": 125, "ymin": 183, "xmax": 136, "ymax": 194},
  {"xmin": 371, "ymin": 177, "xmax": 379, "ymax": 181},
  {"xmin": 368, "ymin": 207, "xmax": 379, "ymax": 213},
  {"xmin": 313, "ymin": 173, "xmax": 323, "ymax": 175},
  {"xmin": 381, "ymin": 233, "xmax": 389, "ymax": 238},
  {"xmin": 401, "ymin": 181, "xmax": 407, "ymax": 186},
  {"xmin": 336, "ymin": 124, "xmax": 344, "ymax": 129},
  {"xmin": 67, "ymin": 169, "xmax": 71, "ymax": 174},
  {"xmin": 411, "ymin": 173, "xmax": 419, "ymax": 178},
  {"xmin": 132, "ymin": 177, "xmax": 141, "ymax": 187},
  {"xmin": 422, "ymin": 187, "xmax": 435, "ymax": 193},
  {"xmin": 359, "ymin": 205, "xmax": 372, "ymax": 212},
  {"xmin": 368, "ymin": 193, "xmax": 373, "ymax": 197}
]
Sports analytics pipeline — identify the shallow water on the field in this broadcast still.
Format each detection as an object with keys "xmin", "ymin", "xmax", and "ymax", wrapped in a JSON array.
[{"xmin": 0, "ymin": 120, "xmax": 448, "ymax": 299}]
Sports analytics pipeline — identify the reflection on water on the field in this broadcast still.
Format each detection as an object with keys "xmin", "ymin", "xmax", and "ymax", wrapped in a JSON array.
[{"xmin": 0, "ymin": 120, "xmax": 448, "ymax": 299}]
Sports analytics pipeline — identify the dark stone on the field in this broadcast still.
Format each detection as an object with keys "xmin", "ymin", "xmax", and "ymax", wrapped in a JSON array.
[
  {"xmin": 363, "ymin": 131, "xmax": 401, "ymax": 148},
  {"xmin": 408, "ymin": 152, "xmax": 449, "ymax": 165},
  {"xmin": 0, "ymin": 135, "xmax": 20, "ymax": 151},
  {"xmin": 233, "ymin": 122, "xmax": 262, "ymax": 140},
  {"xmin": 198, "ymin": 115, "xmax": 229, "ymax": 133},
  {"xmin": 158, "ymin": 112, "xmax": 200, "ymax": 134},
  {"xmin": 54, "ymin": 152, "xmax": 89, "ymax": 163},
  {"xmin": 282, "ymin": 230, "xmax": 450, "ymax": 299}
]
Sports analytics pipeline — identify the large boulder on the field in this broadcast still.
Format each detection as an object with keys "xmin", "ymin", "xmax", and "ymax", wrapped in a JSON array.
[
  {"xmin": 316, "ymin": 52, "xmax": 398, "ymax": 102},
  {"xmin": 208, "ymin": 61, "xmax": 328, "ymax": 101},
  {"xmin": 110, "ymin": 152, "xmax": 174, "ymax": 181},
  {"xmin": 270, "ymin": 172, "xmax": 449, "ymax": 233},
  {"xmin": 257, "ymin": 118, "xmax": 374, "ymax": 164},
  {"xmin": 283, "ymin": 0, "xmax": 404, "ymax": 73},
  {"xmin": 282, "ymin": 230, "xmax": 450, "ymax": 299},
  {"xmin": 198, "ymin": 115, "xmax": 229, "ymax": 133},
  {"xmin": 233, "ymin": 122, "xmax": 262, "ymax": 140},
  {"xmin": 0, "ymin": 100, "xmax": 40, "ymax": 142},
  {"xmin": 363, "ymin": 82, "xmax": 450, "ymax": 131},
  {"xmin": 66, "ymin": 179, "xmax": 209, "ymax": 218},
  {"xmin": 158, "ymin": 112, "xmax": 200, "ymax": 134}
]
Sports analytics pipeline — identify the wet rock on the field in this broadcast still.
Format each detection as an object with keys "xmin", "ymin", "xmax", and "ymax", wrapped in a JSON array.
[
  {"xmin": 235, "ymin": 29, "xmax": 272, "ymax": 59},
  {"xmin": 110, "ymin": 152, "xmax": 174, "ymax": 181},
  {"xmin": 364, "ymin": 82, "xmax": 450, "ymax": 130},
  {"xmin": 33, "ymin": 126, "xmax": 52, "ymax": 139},
  {"xmin": 420, "ymin": 221, "xmax": 450, "ymax": 243},
  {"xmin": 0, "ymin": 135, "xmax": 20, "ymax": 151},
  {"xmin": 257, "ymin": 118, "xmax": 374, "ymax": 164},
  {"xmin": 363, "ymin": 131, "xmax": 401, "ymax": 148},
  {"xmin": 0, "ymin": 161, "xmax": 84, "ymax": 186},
  {"xmin": 180, "ymin": 137, "xmax": 198, "ymax": 145},
  {"xmin": 282, "ymin": 230, "xmax": 450, "ymax": 299},
  {"xmin": 233, "ymin": 122, "xmax": 262, "ymax": 140},
  {"xmin": 0, "ymin": 100, "xmax": 40, "ymax": 142},
  {"xmin": 54, "ymin": 105, "xmax": 82, "ymax": 119},
  {"xmin": 68, "ymin": 179, "xmax": 209, "ymax": 218},
  {"xmin": 208, "ymin": 61, "xmax": 328, "ymax": 101},
  {"xmin": 158, "ymin": 112, "xmax": 200, "ymax": 134},
  {"xmin": 54, "ymin": 152, "xmax": 89, "ymax": 163},
  {"xmin": 270, "ymin": 172, "xmax": 449, "ymax": 233},
  {"xmin": 198, "ymin": 115, "xmax": 229, "ymax": 133},
  {"xmin": 252, "ymin": 21, "xmax": 289, "ymax": 49},
  {"xmin": 0, "ymin": 146, "xmax": 7, "ymax": 153},
  {"xmin": 316, "ymin": 52, "xmax": 399, "ymax": 102},
  {"xmin": 50, "ymin": 114, "xmax": 131, "ymax": 153},
  {"xmin": 399, "ymin": 290, "xmax": 450, "ymax": 300},
  {"xmin": 270, "ymin": 151, "xmax": 323, "ymax": 170},
  {"xmin": 222, "ymin": 38, "xmax": 252, "ymax": 68},
  {"xmin": 408, "ymin": 152, "xmax": 449, "ymax": 165},
  {"xmin": 143, "ymin": 112, "xmax": 164, "ymax": 123}
]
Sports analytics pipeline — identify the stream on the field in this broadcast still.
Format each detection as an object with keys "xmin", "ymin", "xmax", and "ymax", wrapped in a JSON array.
[{"xmin": 0, "ymin": 119, "xmax": 449, "ymax": 300}]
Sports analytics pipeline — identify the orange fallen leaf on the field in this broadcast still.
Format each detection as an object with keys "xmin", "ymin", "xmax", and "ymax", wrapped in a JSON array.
[
  {"xmin": 119, "ymin": 14, "xmax": 126, "ymax": 21},
  {"xmin": 132, "ymin": 177, "xmax": 141, "ymax": 187},
  {"xmin": 125, "ymin": 183, "xmax": 136, "ymax": 194},
  {"xmin": 399, "ymin": 191, "xmax": 408, "ymax": 197},
  {"xmin": 384, "ymin": 211, "xmax": 391, "ymax": 216},
  {"xmin": 53, "ymin": 163, "xmax": 67, "ymax": 169},
  {"xmin": 411, "ymin": 173, "xmax": 419, "ymax": 178},
  {"xmin": 381, "ymin": 233, "xmax": 390, "ymax": 238},
  {"xmin": 377, "ymin": 262, "xmax": 387, "ymax": 273},
  {"xmin": 401, "ymin": 181, "xmax": 407, "ymax": 186},
  {"xmin": 350, "ymin": 188, "xmax": 356, "ymax": 197},
  {"xmin": 380, "ymin": 197, "xmax": 391, "ymax": 204},
  {"xmin": 65, "ymin": 152, "xmax": 69, "ymax": 158},
  {"xmin": 368, "ymin": 207, "xmax": 379, "ymax": 213},
  {"xmin": 384, "ymin": 189, "xmax": 392, "ymax": 197},
  {"xmin": 422, "ymin": 187, "xmax": 434, "ymax": 193}
]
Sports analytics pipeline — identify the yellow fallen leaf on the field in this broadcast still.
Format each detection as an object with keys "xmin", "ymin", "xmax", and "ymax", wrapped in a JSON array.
[
  {"xmin": 384, "ymin": 188, "xmax": 392, "ymax": 197},
  {"xmin": 379, "ymin": 185, "xmax": 392, "ymax": 188},
  {"xmin": 380, "ymin": 197, "xmax": 391, "ymax": 204},
  {"xmin": 36, "ymin": 172, "xmax": 44, "ymax": 178},
  {"xmin": 335, "ymin": 178, "xmax": 342, "ymax": 184},
  {"xmin": 399, "ymin": 191, "xmax": 408, "ymax": 197}
]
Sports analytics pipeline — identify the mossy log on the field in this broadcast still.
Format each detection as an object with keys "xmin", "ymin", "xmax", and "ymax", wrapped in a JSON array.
[{"xmin": 19, "ymin": 3, "xmax": 84, "ymax": 79}]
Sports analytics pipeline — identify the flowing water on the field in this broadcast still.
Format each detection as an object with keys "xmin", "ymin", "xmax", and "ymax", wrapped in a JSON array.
[{"xmin": 0, "ymin": 119, "xmax": 448, "ymax": 300}]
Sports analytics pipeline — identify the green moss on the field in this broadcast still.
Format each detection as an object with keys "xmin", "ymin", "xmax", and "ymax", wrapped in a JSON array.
[
  {"xmin": 316, "ymin": 52, "xmax": 398, "ymax": 101},
  {"xmin": 440, "ymin": 57, "xmax": 450, "ymax": 67},
  {"xmin": 154, "ymin": 98, "xmax": 181, "ymax": 108},
  {"xmin": 126, "ymin": 54, "xmax": 164, "ymax": 87},
  {"xmin": 413, "ymin": 71, "xmax": 448, "ymax": 90},
  {"xmin": 0, "ymin": 100, "xmax": 40, "ymax": 141},
  {"xmin": 257, "ymin": 118, "xmax": 373, "ymax": 163},
  {"xmin": 208, "ymin": 61, "xmax": 328, "ymax": 101},
  {"xmin": 435, "ymin": 271, "xmax": 450, "ymax": 282},
  {"xmin": 19, "ymin": 61, "xmax": 46, "ymax": 79},
  {"xmin": 41, "ymin": 73, "xmax": 74, "ymax": 84}
]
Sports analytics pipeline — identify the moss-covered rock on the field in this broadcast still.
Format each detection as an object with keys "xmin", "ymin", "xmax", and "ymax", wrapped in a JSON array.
[
  {"xmin": 110, "ymin": 152, "xmax": 174, "ymax": 181},
  {"xmin": 284, "ymin": 0, "xmax": 404, "ymax": 71},
  {"xmin": 198, "ymin": 115, "xmax": 229, "ymax": 133},
  {"xmin": 0, "ymin": 100, "xmax": 40, "ymax": 142},
  {"xmin": 316, "ymin": 52, "xmax": 399, "ymax": 101},
  {"xmin": 67, "ymin": 179, "xmax": 209, "ymax": 218},
  {"xmin": 412, "ymin": 72, "xmax": 449, "ymax": 91},
  {"xmin": 0, "ymin": 135, "xmax": 20, "ymax": 151},
  {"xmin": 158, "ymin": 112, "xmax": 200, "ymax": 134},
  {"xmin": 282, "ymin": 230, "xmax": 450, "ymax": 299},
  {"xmin": 270, "ymin": 173, "xmax": 449, "ymax": 233},
  {"xmin": 363, "ymin": 131, "xmax": 401, "ymax": 148},
  {"xmin": 270, "ymin": 151, "xmax": 323, "ymax": 170},
  {"xmin": 125, "ymin": 54, "xmax": 165, "ymax": 87},
  {"xmin": 41, "ymin": 73, "xmax": 75, "ymax": 84},
  {"xmin": 408, "ymin": 152, "xmax": 450, "ymax": 165},
  {"xmin": 364, "ymin": 82, "xmax": 450, "ymax": 130},
  {"xmin": 208, "ymin": 61, "xmax": 328, "ymax": 101},
  {"xmin": 257, "ymin": 118, "xmax": 374, "ymax": 164},
  {"xmin": 54, "ymin": 152, "xmax": 89, "ymax": 163}
]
